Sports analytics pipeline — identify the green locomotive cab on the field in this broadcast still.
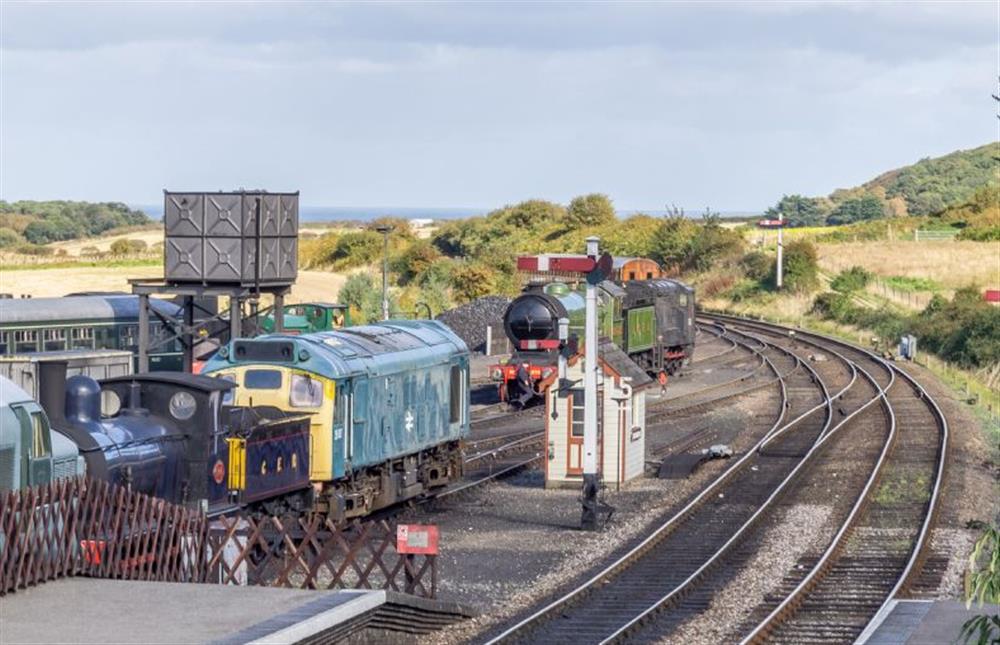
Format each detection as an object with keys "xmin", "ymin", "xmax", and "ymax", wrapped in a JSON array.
[
  {"xmin": 259, "ymin": 303, "xmax": 351, "ymax": 335},
  {"xmin": 0, "ymin": 376, "xmax": 84, "ymax": 491}
]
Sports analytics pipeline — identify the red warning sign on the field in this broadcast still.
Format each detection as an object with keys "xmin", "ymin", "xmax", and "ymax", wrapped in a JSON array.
[{"xmin": 396, "ymin": 524, "xmax": 439, "ymax": 555}]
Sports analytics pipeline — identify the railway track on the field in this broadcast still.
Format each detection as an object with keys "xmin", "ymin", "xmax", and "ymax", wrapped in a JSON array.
[
  {"xmin": 718, "ymin": 320, "xmax": 948, "ymax": 644},
  {"xmin": 484, "ymin": 314, "xmax": 946, "ymax": 645},
  {"xmin": 485, "ymin": 324, "xmax": 842, "ymax": 644}
]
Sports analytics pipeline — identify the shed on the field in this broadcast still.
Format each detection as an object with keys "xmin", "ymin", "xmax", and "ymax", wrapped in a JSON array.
[{"xmin": 544, "ymin": 340, "xmax": 652, "ymax": 490}]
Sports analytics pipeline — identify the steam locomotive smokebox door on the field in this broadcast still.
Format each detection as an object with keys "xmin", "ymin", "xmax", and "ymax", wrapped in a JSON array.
[{"xmin": 163, "ymin": 190, "xmax": 299, "ymax": 286}]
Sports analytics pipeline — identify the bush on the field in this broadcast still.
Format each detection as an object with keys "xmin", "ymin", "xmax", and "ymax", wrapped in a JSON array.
[
  {"xmin": 566, "ymin": 193, "xmax": 616, "ymax": 228},
  {"xmin": 366, "ymin": 217, "xmax": 413, "ymax": 239},
  {"xmin": 830, "ymin": 266, "xmax": 873, "ymax": 293},
  {"xmin": 13, "ymin": 243, "xmax": 54, "ymax": 256},
  {"xmin": 392, "ymin": 239, "xmax": 441, "ymax": 285},
  {"xmin": 826, "ymin": 194, "xmax": 885, "ymax": 225},
  {"xmin": 336, "ymin": 273, "xmax": 398, "ymax": 324},
  {"xmin": 109, "ymin": 238, "xmax": 147, "ymax": 255},
  {"xmin": 0, "ymin": 227, "xmax": 23, "ymax": 248},
  {"xmin": 80, "ymin": 246, "xmax": 101, "ymax": 257},
  {"xmin": 912, "ymin": 287, "xmax": 1000, "ymax": 368},
  {"xmin": 741, "ymin": 251, "xmax": 773, "ymax": 282},
  {"xmin": 773, "ymin": 239, "xmax": 819, "ymax": 293},
  {"xmin": 600, "ymin": 214, "xmax": 660, "ymax": 258},
  {"xmin": 329, "ymin": 231, "xmax": 383, "ymax": 269},
  {"xmin": 450, "ymin": 261, "xmax": 501, "ymax": 303},
  {"xmin": 812, "ymin": 292, "xmax": 855, "ymax": 319}
]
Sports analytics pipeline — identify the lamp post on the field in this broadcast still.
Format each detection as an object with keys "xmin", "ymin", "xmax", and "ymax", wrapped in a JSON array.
[{"xmin": 375, "ymin": 225, "xmax": 391, "ymax": 320}]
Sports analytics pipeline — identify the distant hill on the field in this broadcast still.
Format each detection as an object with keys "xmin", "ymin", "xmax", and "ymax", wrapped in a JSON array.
[
  {"xmin": 857, "ymin": 142, "xmax": 999, "ymax": 216},
  {"xmin": 0, "ymin": 200, "xmax": 152, "ymax": 248},
  {"xmin": 766, "ymin": 142, "xmax": 999, "ymax": 226}
]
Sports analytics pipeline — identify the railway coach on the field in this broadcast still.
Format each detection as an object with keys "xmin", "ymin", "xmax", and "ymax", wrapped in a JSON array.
[
  {"xmin": 202, "ymin": 319, "xmax": 471, "ymax": 520},
  {"xmin": 0, "ymin": 295, "xmax": 185, "ymax": 371}
]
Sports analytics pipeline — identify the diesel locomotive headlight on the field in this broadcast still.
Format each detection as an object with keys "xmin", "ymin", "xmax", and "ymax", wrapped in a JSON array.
[{"xmin": 290, "ymin": 374, "xmax": 323, "ymax": 408}]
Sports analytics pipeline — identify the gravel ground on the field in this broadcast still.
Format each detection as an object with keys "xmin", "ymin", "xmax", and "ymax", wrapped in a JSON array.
[
  {"xmin": 662, "ymin": 504, "xmax": 834, "ymax": 645},
  {"xmin": 404, "ymin": 385, "xmax": 781, "ymax": 644}
]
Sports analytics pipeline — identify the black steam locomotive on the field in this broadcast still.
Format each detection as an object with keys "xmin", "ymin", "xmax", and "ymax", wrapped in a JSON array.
[
  {"xmin": 37, "ymin": 365, "xmax": 311, "ymax": 516},
  {"xmin": 493, "ymin": 278, "xmax": 696, "ymax": 403}
]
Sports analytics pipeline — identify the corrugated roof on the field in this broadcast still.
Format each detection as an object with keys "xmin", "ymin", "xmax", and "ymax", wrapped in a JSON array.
[{"xmin": 0, "ymin": 296, "xmax": 182, "ymax": 325}]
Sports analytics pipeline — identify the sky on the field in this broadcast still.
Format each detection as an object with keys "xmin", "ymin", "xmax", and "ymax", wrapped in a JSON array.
[{"xmin": 1, "ymin": 1, "xmax": 997, "ymax": 213}]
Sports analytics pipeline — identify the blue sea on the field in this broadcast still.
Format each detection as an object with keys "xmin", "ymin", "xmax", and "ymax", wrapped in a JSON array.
[{"xmin": 134, "ymin": 203, "xmax": 759, "ymax": 222}]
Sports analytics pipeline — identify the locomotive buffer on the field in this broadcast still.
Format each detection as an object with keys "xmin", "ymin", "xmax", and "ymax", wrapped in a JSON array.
[{"xmin": 517, "ymin": 237, "xmax": 613, "ymax": 530}]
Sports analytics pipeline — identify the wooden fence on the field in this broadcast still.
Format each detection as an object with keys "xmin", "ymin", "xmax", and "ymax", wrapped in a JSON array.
[
  {"xmin": 1, "ymin": 477, "xmax": 437, "ymax": 598},
  {"xmin": 206, "ymin": 515, "xmax": 436, "ymax": 597},
  {"xmin": 1, "ymin": 477, "xmax": 206, "ymax": 595}
]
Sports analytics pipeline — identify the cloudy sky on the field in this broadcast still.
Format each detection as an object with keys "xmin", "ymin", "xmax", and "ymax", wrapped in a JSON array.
[{"xmin": 1, "ymin": 1, "xmax": 996, "ymax": 212}]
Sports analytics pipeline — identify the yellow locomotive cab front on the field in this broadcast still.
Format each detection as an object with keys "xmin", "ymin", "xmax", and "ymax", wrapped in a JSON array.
[{"xmin": 212, "ymin": 366, "xmax": 335, "ymax": 482}]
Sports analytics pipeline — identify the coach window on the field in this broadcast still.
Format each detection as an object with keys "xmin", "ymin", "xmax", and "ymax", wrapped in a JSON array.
[
  {"xmin": 678, "ymin": 294, "xmax": 688, "ymax": 307},
  {"xmin": 121, "ymin": 325, "xmax": 139, "ymax": 351},
  {"xmin": 449, "ymin": 365, "xmax": 462, "ymax": 424},
  {"xmin": 94, "ymin": 326, "xmax": 115, "ymax": 350},
  {"xmin": 44, "ymin": 328, "xmax": 67, "ymax": 351},
  {"xmin": 0, "ymin": 331, "xmax": 7, "ymax": 354},
  {"xmin": 14, "ymin": 330, "xmax": 38, "ymax": 353},
  {"xmin": 70, "ymin": 327, "xmax": 95, "ymax": 350}
]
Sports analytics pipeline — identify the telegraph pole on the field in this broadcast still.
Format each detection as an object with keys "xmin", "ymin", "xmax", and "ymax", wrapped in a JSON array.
[
  {"xmin": 581, "ymin": 236, "xmax": 600, "ymax": 530},
  {"xmin": 776, "ymin": 210, "xmax": 784, "ymax": 289}
]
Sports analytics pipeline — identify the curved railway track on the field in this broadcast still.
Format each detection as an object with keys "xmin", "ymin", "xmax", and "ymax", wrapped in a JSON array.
[
  {"xmin": 485, "ymin": 325, "xmax": 840, "ymax": 644},
  {"xmin": 716, "ymin": 317, "xmax": 948, "ymax": 645},
  {"xmin": 482, "ymin": 314, "xmax": 946, "ymax": 645}
]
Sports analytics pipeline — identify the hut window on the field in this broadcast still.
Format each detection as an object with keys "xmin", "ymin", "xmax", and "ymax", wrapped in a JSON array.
[{"xmin": 570, "ymin": 389, "xmax": 586, "ymax": 437}]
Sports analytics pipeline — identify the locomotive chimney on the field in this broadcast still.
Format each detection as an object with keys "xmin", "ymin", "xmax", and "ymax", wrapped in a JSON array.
[{"xmin": 37, "ymin": 360, "xmax": 68, "ymax": 423}]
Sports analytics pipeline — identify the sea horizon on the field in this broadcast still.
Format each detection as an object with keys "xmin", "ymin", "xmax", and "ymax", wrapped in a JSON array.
[{"xmin": 132, "ymin": 203, "xmax": 762, "ymax": 222}]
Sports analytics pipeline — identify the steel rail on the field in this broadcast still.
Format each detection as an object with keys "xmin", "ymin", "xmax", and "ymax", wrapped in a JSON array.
[
  {"xmin": 485, "ymin": 330, "xmax": 845, "ymax": 645},
  {"xmin": 465, "ymin": 432, "xmax": 545, "ymax": 464},
  {"xmin": 853, "ymin": 363, "xmax": 949, "ymax": 644},
  {"xmin": 432, "ymin": 454, "xmax": 542, "ymax": 501},
  {"xmin": 598, "ymin": 336, "xmax": 886, "ymax": 643},
  {"xmin": 701, "ymin": 313, "xmax": 947, "ymax": 645}
]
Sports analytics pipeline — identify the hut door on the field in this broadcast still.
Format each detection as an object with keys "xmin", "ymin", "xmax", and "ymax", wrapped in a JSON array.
[{"xmin": 567, "ymin": 389, "xmax": 585, "ymax": 475}]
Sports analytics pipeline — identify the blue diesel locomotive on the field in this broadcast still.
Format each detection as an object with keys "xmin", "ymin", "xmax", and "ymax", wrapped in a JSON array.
[{"xmin": 202, "ymin": 319, "xmax": 471, "ymax": 521}]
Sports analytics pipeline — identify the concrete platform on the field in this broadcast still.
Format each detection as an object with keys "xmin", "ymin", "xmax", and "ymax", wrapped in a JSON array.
[
  {"xmin": 0, "ymin": 579, "xmax": 473, "ymax": 644},
  {"xmin": 858, "ymin": 599, "xmax": 1000, "ymax": 644}
]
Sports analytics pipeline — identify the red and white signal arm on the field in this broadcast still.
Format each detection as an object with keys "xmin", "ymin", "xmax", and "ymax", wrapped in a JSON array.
[
  {"xmin": 396, "ymin": 524, "xmax": 439, "ymax": 555},
  {"xmin": 757, "ymin": 219, "xmax": 785, "ymax": 228}
]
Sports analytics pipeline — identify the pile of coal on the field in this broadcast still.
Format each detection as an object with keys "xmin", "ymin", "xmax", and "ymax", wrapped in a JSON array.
[{"xmin": 437, "ymin": 296, "xmax": 511, "ymax": 353}]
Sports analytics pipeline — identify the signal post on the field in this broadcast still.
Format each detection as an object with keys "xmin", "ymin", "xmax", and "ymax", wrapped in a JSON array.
[{"xmin": 516, "ymin": 239, "xmax": 651, "ymax": 531}]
